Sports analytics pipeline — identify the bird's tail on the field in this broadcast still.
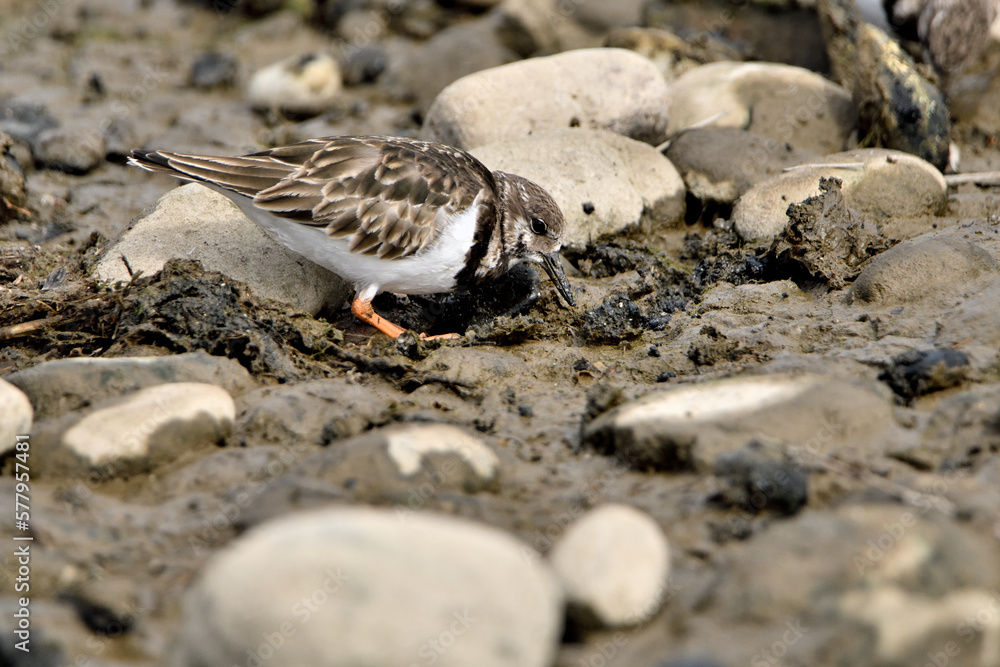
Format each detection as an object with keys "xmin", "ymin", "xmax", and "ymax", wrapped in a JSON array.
[
  {"xmin": 128, "ymin": 148, "xmax": 185, "ymax": 176},
  {"xmin": 127, "ymin": 149, "xmax": 296, "ymax": 198}
]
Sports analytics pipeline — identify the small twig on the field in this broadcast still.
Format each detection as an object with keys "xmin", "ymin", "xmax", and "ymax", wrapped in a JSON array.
[
  {"xmin": 943, "ymin": 171, "xmax": 1000, "ymax": 187},
  {"xmin": 782, "ymin": 162, "xmax": 865, "ymax": 172},
  {"xmin": 2, "ymin": 197, "xmax": 31, "ymax": 218},
  {"xmin": 0, "ymin": 315, "xmax": 63, "ymax": 340},
  {"xmin": 656, "ymin": 111, "xmax": 731, "ymax": 152},
  {"xmin": 120, "ymin": 254, "xmax": 135, "ymax": 279}
]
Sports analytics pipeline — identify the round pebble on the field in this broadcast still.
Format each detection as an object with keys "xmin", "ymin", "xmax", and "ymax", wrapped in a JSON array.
[
  {"xmin": 247, "ymin": 53, "xmax": 342, "ymax": 116},
  {"xmin": 382, "ymin": 19, "xmax": 517, "ymax": 111},
  {"xmin": 584, "ymin": 374, "xmax": 897, "ymax": 470},
  {"xmin": 422, "ymin": 48, "xmax": 670, "ymax": 150},
  {"xmin": 849, "ymin": 236, "xmax": 999, "ymax": 305},
  {"xmin": 550, "ymin": 504, "xmax": 671, "ymax": 629},
  {"xmin": 665, "ymin": 127, "xmax": 818, "ymax": 209},
  {"xmin": 471, "ymin": 128, "xmax": 685, "ymax": 250},
  {"xmin": 340, "ymin": 44, "xmax": 386, "ymax": 86},
  {"xmin": 384, "ymin": 424, "xmax": 498, "ymax": 478},
  {"xmin": 189, "ymin": 51, "xmax": 238, "ymax": 89},
  {"xmin": 34, "ymin": 123, "xmax": 105, "ymax": 174},
  {"xmin": 0, "ymin": 379, "xmax": 32, "ymax": 457},
  {"xmin": 92, "ymin": 183, "xmax": 352, "ymax": 315},
  {"xmin": 286, "ymin": 423, "xmax": 502, "ymax": 504},
  {"xmin": 40, "ymin": 382, "xmax": 235, "ymax": 477},
  {"xmin": 4, "ymin": 351, "xmax": 254, "ymax": 420},
  {"xmin": 176, "ymin": 507, "xmax": 562, "ymax": 667},
  {"xmin": 666, "ymin": 61, "xmax": 856, "ymax": 155},
  {"xmin": 732, "ymin": 148, "xmax": 947, "ymax": 243}
]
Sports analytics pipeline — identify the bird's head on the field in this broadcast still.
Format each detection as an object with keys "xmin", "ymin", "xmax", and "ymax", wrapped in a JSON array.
[{"xmin": 496, "ymin": 171, "xmax": 575, "ymax": 307}]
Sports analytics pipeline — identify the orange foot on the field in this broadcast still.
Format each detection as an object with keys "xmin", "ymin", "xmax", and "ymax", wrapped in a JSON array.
[{"xmin": 350, "ymin": 298, "xmax": 460, "ymax": 340}]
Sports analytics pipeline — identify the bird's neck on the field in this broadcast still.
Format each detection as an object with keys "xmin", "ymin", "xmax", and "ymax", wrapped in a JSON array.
[{"xmin": 455, "ymin": 175, "xmax": 515, "ymax": 286}]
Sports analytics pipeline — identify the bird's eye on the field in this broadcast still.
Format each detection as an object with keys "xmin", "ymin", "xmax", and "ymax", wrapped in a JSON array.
[{"xmin": 530, "ymin": 218, "xmax": 547, "ymax": 235}]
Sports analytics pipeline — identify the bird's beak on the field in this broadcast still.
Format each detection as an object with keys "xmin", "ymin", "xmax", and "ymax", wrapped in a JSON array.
[{"xmin": 541, "ymin": 251, "xmax": 575, "ymax": 307}]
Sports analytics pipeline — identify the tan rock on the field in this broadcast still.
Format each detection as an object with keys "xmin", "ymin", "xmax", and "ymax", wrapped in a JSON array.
[
  {"xmin": 177, "ymin": 508, "xmax": 563, "ymax": 667},
  {"xmin": 550, "ymin": 504, "xmax": 671, "ymax": 629},
  {"xmin": 472, "ymin": 129, "xmax": 685, "ymax": 249},
  {"xmin": 93, "ymin": 183, "xmax": 351, "ymax": 315},
  {"xmin": 422, "ymin": 48, "xmax": 670, "ymax": 150},
  {"xmin": 732, "ymin": 148, "xmax": 947, "ymax": 243},
  {"xmin": 0, "ymin": 379, "xmax": 32, "ymax": 458},
  {"xmin": 667, "ymin": 61, "xmax": 856, "ymax": 155},
  {"xmin": 849, "ymin": 236, "xmax": 1000, "ymax": 305}
]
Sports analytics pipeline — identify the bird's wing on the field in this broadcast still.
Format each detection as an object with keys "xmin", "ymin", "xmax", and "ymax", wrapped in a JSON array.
[{"xmin": 129, "ymin": 136, "xmax": 497, "ymax": 261}]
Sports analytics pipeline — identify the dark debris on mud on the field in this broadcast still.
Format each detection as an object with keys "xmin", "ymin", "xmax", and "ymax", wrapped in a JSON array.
[
  {"xmin": 1, "ymin": 217, "xmax": 898, "ymax": 381},
  {"xmin": 0, "ymin": 254, "xmax": 336, "ymax": 380},
  {"xmin": 0, "ymin": 257, "xmax": 472, "ymax": 393},
  {"xmin": 567, "ymin": 242, "xmax": 693, "ymax": 345},
  {"xmin": 0, "ymin": 234, "xmax": 111, "ymax": 365},
  {"xmin": 105, "ymin": 259, "xmax": 323, "ymax": 380},
  {"xmin": 879, "ymin": 347, "xmax": 971, "ymax": 403},
  {"xmin": 678, "ymin": 180, "xmax": 898, "ymax": 296},
  {"xmin": 378, "ymin": 241, "xmax": 708, "ymax": 347},
  {"xmin": 369, "ymin": 262, "xmax": 548, "ymax": 339},
  {"xmin": 767, "ymin": 177, "xmax": 893, "ymax": 289},
  {"xmin": 684, "ymin": 228, "xmax": 768, "ymax": 289}
]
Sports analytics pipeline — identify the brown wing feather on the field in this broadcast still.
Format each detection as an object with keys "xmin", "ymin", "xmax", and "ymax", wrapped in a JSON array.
[
  {"xmin": 254, "ymin": 136, "xmax": 496, "ymax": 260},
  {"xmin": 132, "ymin": 135, "xmax": 497, "ymax": 261}
]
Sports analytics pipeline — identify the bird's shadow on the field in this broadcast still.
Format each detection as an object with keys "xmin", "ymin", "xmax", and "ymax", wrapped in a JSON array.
[{"xmin": 369, "ymin": 263, "xmax": 542, "ymax": 337}]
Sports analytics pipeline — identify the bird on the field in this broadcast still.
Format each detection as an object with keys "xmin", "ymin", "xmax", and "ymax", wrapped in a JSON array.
[
  {"xmin": 128, "ymin": 135, "xmax": 575, "ymax": 339},
  {"xmin": 881, "ymin": 0, "xmax": 997, "ymax": 72}
]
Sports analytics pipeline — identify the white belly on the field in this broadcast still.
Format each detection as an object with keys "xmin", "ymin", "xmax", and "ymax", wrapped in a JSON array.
[{"xmin": 206, "ymin": 184, "xmax": 477, "ymax": 299}]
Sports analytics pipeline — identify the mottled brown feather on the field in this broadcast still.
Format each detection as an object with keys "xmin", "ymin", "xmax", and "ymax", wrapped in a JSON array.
[{"xmin": 131, "ymin": 135, "xmax": 499, "ymax": 262}]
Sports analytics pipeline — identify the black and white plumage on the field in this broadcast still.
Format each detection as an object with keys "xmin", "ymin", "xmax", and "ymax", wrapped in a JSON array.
[{"xmin": 128, "ymin": 135, "xmax": 574, "ymax": 339}]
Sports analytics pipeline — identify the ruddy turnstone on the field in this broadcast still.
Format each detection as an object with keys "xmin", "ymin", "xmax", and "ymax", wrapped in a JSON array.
[{"xmin": 128, "ymin": 135, "xmax": 575, "ymax": 339}]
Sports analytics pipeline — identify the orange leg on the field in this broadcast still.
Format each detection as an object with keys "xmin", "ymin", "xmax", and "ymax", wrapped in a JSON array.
[
  {"xmin": 349, "ymin": 297, "xmax": 460, "ymax": 340},
  {"xmin": 351, "ymin": 297, "xmax": 407, "ymax": 338}
]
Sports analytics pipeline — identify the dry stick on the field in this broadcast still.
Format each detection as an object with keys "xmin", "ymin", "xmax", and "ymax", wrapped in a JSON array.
[
  {"xmin": 943, "ymin": 171, "xmax": 1000, "ymax": 187},
  {"xmin": 2, "ymin": 197, "xmax": 31, "ymax": 218},
  {"xmin": 656, "ymin": 110, "xmax": 731, "ymax": 152},
  {"xmin": 782, "ymin": 162, "xmax": 865, "ymax": 172},
  {"xmin": 0, "ymin": 315, "xmax": 63, "ymax": 340}
]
